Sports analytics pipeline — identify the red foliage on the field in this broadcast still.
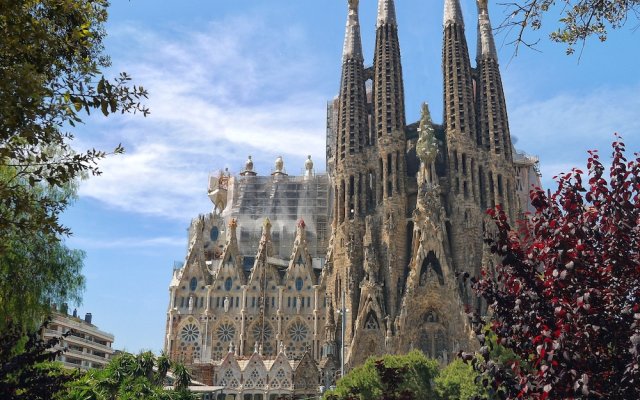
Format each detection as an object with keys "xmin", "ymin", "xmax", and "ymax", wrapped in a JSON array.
[{"xmin": 470, "ymin": 137, "xmax": 640, "ymax": 399}]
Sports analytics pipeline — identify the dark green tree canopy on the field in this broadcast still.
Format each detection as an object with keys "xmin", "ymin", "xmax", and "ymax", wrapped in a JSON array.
[
  {"xmin": 0, "ymin": 0, "xmax": 148, "ymax": 331},
  {"xmin": 324, "ymin": 351, "xmax": 485, "ymax": 400},
  {"xmin": 0, "ymin": 0, "xmax": 148, "ymax": 241}
]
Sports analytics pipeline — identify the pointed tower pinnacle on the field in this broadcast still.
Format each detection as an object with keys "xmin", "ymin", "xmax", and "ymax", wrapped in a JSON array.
[
  {"xmin": 444, "ymin": 0, "xmax": 464, "ymax": 27},
  {"xmin": 377, "ymin": 0, "xmax": 397, "ymax": 27},
  {"xmin": 343, "ymin": 0, "xmax": 363, "ymax": 61},
  {"xmin": 477, "ymin": 0, "xmax": 497, "ymax": 60},
  {"xmin": 333, "ymin": 0, "xmax": 369, "ymax": 224},
  {"xmin": 374, "ymin": 0, "xmax": 405, "ymax": 141},
  {"xmin": 373, "ymin": 0, "xmax": 407, "ymax": 319}
]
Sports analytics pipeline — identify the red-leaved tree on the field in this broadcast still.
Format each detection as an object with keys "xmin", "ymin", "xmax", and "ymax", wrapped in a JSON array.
[{"xmin": 468, "ymin": 137, "xmax": 639, "ymax": 399}]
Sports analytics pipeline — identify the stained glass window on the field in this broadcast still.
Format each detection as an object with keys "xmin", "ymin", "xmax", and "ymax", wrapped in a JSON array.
[
  {"xmin": 181, "ymin": 323, "xmax": 200, "ymax": 342},
  {"xmin": 288, "ymin": 321, "xmax": 308, "ymax": 342},
  {"xmin": 216, "ymin": 323, "xmax": 236, "ymax": 342}
]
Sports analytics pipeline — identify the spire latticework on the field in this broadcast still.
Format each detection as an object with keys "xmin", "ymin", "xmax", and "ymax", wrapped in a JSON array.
[
  {"xmin": 444, "ymin": 0, "xmax": 464, "ymax": 27},
  {"xmin": 377, "ymin": 0, "xmax": 397, "ymax": 27},
  {"xmin": 373, "ymin": 0, "xmax": 407, "ymax": 319},
  {"xmin": 343, "ymin": 0, "xmax": 364, "ymax": 62},
  {"xmin": 475, "ymin": 0, "xmax": 517, "ymax": 219}
]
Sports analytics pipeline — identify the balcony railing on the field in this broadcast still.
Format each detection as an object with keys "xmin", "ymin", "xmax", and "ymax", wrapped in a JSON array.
[{"xmin": 63, "ymin": 333, "xmax": 114, "ymax": 353}]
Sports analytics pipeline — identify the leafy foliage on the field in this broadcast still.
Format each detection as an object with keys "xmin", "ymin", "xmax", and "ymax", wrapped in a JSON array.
[
  {"xmin": 469, "ymin": 137, "xmax": 640, "ymax": 398},
  {"xmin": 323, "ymin": 351, "xmax": 440, "ymax": 400},
  {"xmin": 434, "ymin": 359, "xmax": 486, "ymax": 400},
  {"xmin": 499, "ymin": 0, "xmax": 640, "ymax": 54},
  {"xmin": 0, "ymin": 320, "xmax": 77, "ymax": 400},
  {"xmin": 61, "ymin": 351, "xmax": 195, "ymax": 400},
  {"xmin": 1, "ymin": 0, "xmax": 148, "ymax": 334},
  {"xmin": 0, "ymin": 0, "xmax": 148, "ymax": 241},
  {"xmin": 0, "ymin": 167, "xmax": 85, "ymax": 331}
]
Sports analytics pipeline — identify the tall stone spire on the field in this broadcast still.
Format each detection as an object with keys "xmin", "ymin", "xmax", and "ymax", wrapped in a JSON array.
[
  {"xmin": 476, "ymin": 0, "xmax": 511, "ymax": 160},
  {"xmin": 444, "ymin": 0, "xmax": 464, "ymax": 27},
  {"xmin": 476, "ymin": 0, "xmax": 497, "ymax": 60},
  {"xmin": 442, "ymin": 0, "xmax": 484, "ymax": 302},
  {"xmin": 372, "ymin": 0, "xmax": 407, "ymax": 319},
  {"xmin": 326, "ymin": 0, "xmax": 372, "ymax": 372},
  {"xmin": 342, "ymin": 0, "xmax": 363, "ymax": 62},
  {"xmin": 374, "ymin": 0, "xmax": 405, "ymax": 141},
  {"xmin": 476, "ymin": 0, "xmax": 516, "ymax": 218},
  {"xmin": 442, "ymin": 0, "xmax": 476, "ymax": 145},
  {"xmin": 334, "ymin": 0, "xmax": 369, "ymax": 221},
  {"xmin": 377, "ymin": 0, "xmax": 397, "ymax": 27}
]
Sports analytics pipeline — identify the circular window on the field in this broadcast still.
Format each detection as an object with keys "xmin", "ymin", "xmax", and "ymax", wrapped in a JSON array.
[
  {"xmin": 252, "ymin": 323, "xmax": 273, "ymax": 342},
  {"xmin": 190, "ymin": 277, "xmax": 197, "ymax": 291},
  {"xmin": 295, "ymin": 277, "xmax": 303, "ymax": 291},
  {"xmin": 224, "ymin": 277, "xmax": 233, "ymax": 291},
  {"xmin": 288, "ymin": 321, "xmax": 308, "ymax": 342},
  {"xmin": 210, "ymin": 226, "xmax": 219, "ymax": 241},
  {"xmin": 181, "ymin": 323, "xmax": 200, "ymax": 342},
  {"xmin": 216, "ymin": 323, "xmax": 236, "ymax": 342}
]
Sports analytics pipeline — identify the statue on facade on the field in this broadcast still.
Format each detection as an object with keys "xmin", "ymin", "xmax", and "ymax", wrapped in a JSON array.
[
  {"xmin": 416, "ymin": 103, "xmax": 438, "ymax": 165},
  {"xmin": 224, "ymin": 296, "xmax": 230, "ymax": 313}
]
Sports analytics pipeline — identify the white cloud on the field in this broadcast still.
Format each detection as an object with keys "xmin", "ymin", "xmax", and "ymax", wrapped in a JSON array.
[
  {"xmin": 78, "ymin": 15, "xmax": 328, "ymax": 221},
  {"xmin": 69, "ymin": 235, "xmax": 186, "ymax": 250},
  {"xmin": 509, "ymin": 84, "xmax": 640, "ymax": 188}
]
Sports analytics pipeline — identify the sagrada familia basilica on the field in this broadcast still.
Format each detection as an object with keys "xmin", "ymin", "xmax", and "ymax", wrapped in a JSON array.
[{"xmin": 164, "ymin": 0, "xmax": 541, "ymax": 397}]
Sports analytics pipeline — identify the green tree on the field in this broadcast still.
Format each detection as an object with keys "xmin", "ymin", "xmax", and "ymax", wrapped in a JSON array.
[
  {"xmin": 0, "ymin": 0, "xmax": 148, "ymax": 241},
  {"xmin": 171, "ymin": 363, "xmax": 192, "ymax": 391},
  {"xmin": 434, "ymin": 359, "xmax": 485, "ymax": 400},
  {"xmin": 0, "ymin": 320, "xmax": 78, "ymax": 400},
  {"xmin": 324, "ymin": 351, "xmax": 439, "ymax": 400},
  {"xmin": 0, "ymin": 176, "xmax": 85, "ymax": 331},
  {"xmin": 61, "ymin": 352, "xmax": 196, "ymax": 400},
  {"xmin": 499, "ymin": 0, "xmax": 640, "ymax": 54},
  {"xmin": 0, "ymin": 0, "xmax": 148, "ymax": 332},
  {"xmin": 155, "ymin": 353, "xmax": 171, "ymax": 386}
]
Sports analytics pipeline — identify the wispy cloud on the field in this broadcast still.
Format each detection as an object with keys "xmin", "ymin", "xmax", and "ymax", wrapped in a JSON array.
[
  {"xmin": 77, "ymin": 15, "xmax": 328, "ymax": 221},
  {"xmin": 69, "ymin": 235, "xmax": 186, "ymax": 250},
  {"xmin": 509, "ymin": 84, "xmax": 640, "ymax": 188}
]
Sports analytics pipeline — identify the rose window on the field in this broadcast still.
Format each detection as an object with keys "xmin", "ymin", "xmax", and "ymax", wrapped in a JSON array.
[
  {"xmin": 181, "ymin": 323, "xmax": 199, "ymax": 342},
  {"xmin": 288, "ymin": 321, "xmax": 308, "ymax": 342},
  {"xmin": 252, "ymin": 323, "xmax": 273, "ymax": 341},
  {"xmin": 216, "ymin": 323, "xmax": 236, "ymax": 342}
]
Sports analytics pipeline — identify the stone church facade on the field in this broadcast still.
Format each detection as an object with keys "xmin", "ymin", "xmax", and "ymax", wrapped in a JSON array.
[{"xmin": 164, "ymin": 0, "xmax": 541, "ymax": 397}]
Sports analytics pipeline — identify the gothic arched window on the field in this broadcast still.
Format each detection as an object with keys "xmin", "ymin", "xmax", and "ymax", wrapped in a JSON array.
[
  {"xmin": 364, "ymin": 311, "xmax": 379, "ymax": 330},
  {"xmin": 189, "ymin": 277, "xmax": 197, "ymax": 291},
  {"xmin": 419, "ymin": 251, "xmax": 445, "ymax": 286}
]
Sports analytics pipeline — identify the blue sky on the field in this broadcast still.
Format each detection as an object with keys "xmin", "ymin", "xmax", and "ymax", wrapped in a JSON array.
[{"xmin": 61, "ymin": 0, "xmax": 640, "ymax": 353}]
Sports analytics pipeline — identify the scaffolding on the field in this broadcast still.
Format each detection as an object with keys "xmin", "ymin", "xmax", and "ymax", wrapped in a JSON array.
[{"xmin": 222, "ymin": 173, "xmax": 331, "ymax": 264}]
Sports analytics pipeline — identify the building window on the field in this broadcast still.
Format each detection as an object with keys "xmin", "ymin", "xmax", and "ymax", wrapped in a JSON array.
[
  {"xmin": 295, "ymin": 277, "xmax": 303, "ymax": 291},
  {"xmin": 210, "ymin": 226, "xmax": 219, "ymax": 241},
  {"xmin": 224, "ymin": 278, "xmax": 232, "ymax": 291},
  {"xmin": 190, "ymin": 277, "xmax": 197, "ymax": 292},
  {"xmin": 181, "ymin": 323, "xmax": 200, "ymax": 342}
]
